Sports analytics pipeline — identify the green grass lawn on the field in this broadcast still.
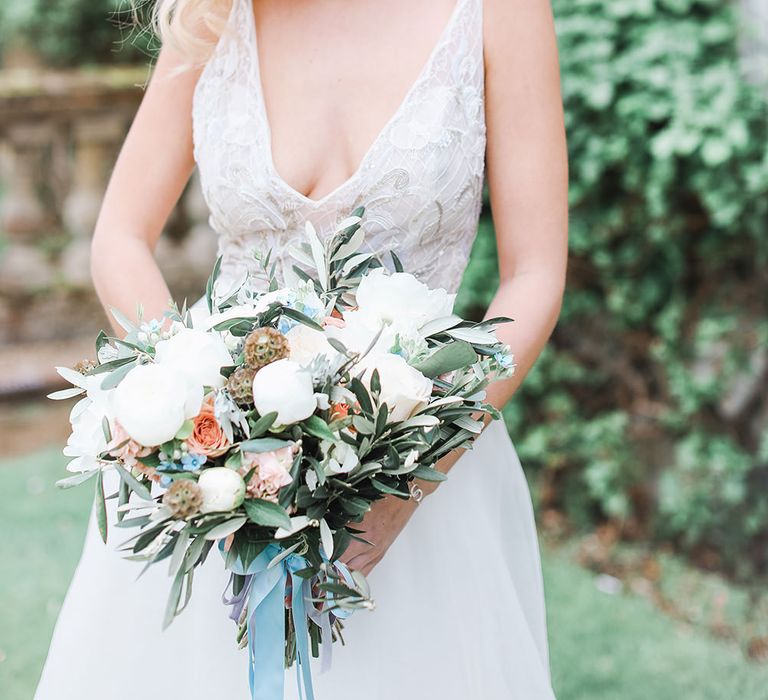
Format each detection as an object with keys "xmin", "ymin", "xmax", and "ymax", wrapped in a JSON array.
[{"xmin": 1, "ymin": 448, "xmax": 766, "ymax": 699}]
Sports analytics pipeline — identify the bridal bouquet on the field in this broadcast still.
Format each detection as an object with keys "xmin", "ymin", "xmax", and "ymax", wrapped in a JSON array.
[{"xmin": 52, "ymin": 208, "xmax": 514, "ymax": 700}]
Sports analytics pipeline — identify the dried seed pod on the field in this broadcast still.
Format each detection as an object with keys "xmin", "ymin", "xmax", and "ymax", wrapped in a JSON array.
[
  {"xmin": 163, "ymin": 479, "xmax": 203, "ymax": 519},
  {"xmin": 226, "ymin": 365, "xmax": 257, "ymax": 407},
  {"xmin": 243, "ymin": 327, "xmax": 290, "ymax": 369}
]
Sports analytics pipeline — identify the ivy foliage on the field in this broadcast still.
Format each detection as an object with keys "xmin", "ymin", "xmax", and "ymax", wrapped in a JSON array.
[
  {"xmin": 0, "ymin": 0, "xmax": 154, "ymax": 66},
  {"xmin": 459, "ymin": 0, "xmax": 768, "ymax": 578}
]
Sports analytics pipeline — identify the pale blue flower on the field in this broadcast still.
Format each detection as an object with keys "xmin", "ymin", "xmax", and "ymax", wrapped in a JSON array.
[{"xmin": 181, "ymin": 453, "xmax": 207, "ymax": 471}]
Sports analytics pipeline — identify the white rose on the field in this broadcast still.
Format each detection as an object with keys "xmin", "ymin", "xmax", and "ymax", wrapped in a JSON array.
[
  {"xmin": 64, "ymin": 400, "xmax": 108, "ymax": 472},
  {"xmin": 363, "ymin": 353, "xmax": 433, "ymax": 423},
  {"xmin": 321, "ymin": 439, "xmax": 359, "ymax": 475},
  {"xmin": 57, "ymin": 368, "xmax": 114, "ymax": 472},
  {"xmin": 355, "ymin": 267, "xmax": 455, "ymax": 329},
  {"xmin": 324, "ymin": 310, "xmax": 385, "ymax": 355},
  {"xmin": 113, "ymin": 364, "xmax": 191, "ymax": 446},
  {"xmin": 285, "ymin": 324, "xmax": 336, "ymax": 366},
  {"xmin": 198, "ymin": 467, "xmax": 246, "ymax": 513},
  {"xmin": 155, "ymin": 328, "xmax": 231, "ymax": 390},
  {"xmin": 251, "ymin": 359, "xmax": 317, "ymax": 426},
  {"xmin": 326, "ymin": 312, "xmax": 428, "ymax": 363}
]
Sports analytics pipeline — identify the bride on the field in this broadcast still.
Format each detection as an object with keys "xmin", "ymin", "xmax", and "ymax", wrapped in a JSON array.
[{"xmin": 34, "ymin": 0, "xmax": 567, "ymax": 697}]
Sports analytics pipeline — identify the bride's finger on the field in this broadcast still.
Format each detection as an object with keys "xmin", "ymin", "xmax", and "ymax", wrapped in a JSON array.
[{"xmin": 337, "ymin": 541, "xmax": 369, "ymax": 565}]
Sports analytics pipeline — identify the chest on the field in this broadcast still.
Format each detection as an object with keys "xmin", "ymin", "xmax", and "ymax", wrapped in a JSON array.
[
  {"xmin": 192, "ymin": 0, "xmax": 486, "ymax": 236},
  {"xmin": 251, "ymin": 0, "xmax": 460, "ymax": 201}
]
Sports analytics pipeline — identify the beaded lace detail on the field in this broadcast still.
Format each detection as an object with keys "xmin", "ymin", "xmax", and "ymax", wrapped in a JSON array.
[{"xmin": 192, "ymin": 0, "xmax": 485, "ymax": 293}]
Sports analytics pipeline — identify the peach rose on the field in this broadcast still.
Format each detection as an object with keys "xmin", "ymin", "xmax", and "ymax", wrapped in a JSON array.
[
  {"xmin": 186, "ymin": 402, "xmax": 230, "ymax": 457},
  {"xmin": 329, "ymin": 402, "xmax": 349, "ymax": 421}
]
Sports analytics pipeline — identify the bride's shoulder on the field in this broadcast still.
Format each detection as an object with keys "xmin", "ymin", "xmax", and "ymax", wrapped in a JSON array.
[{"xmin": 482, "ymin": 0, "xmax": 560, "ymax": 77}]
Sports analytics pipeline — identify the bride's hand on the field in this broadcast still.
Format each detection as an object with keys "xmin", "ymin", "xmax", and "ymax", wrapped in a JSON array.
[
  {"xmin": 337, "ymin": 493, "xmax": 419, "ymax": 576},
  {"xmin": 338, "ymin": 451, "xmax": 463, "ymax": 575}
]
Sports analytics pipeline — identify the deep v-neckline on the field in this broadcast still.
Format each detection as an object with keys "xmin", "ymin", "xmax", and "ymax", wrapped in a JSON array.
[{"xmin": 245, "ymin": 0, "xmax": 467, "ymax": 206}]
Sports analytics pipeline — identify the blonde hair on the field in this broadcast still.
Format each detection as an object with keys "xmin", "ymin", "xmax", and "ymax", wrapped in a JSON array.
[{"xmin": 148, "ymin": 0, "xmax": 232, "ymax": 64}]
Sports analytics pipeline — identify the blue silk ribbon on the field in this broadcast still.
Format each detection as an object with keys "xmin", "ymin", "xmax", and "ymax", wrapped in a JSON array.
[{"xmin": 221, "ymin": 542, "xmax": 354, "ymax": 700}]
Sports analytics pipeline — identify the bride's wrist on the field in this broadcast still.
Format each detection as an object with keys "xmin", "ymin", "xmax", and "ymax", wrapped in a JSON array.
[{"xmin": 414, "ymin": 447, "xmax": 467, "ymax": 500}]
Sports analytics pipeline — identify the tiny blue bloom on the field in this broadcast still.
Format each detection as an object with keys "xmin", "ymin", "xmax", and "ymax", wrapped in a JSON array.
[
  {"xmin": 181, "ymin": 453, "xmax": 207, "ymax": 471},
  {"xmin": 277, "ymin": 316, "xmax": 297, "ymax": 334},
  {"xmin": 494, "ymin": 351, "xmax": 514, "ymax": 370}
]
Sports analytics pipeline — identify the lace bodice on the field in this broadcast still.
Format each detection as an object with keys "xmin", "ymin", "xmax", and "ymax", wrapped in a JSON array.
[{"xmin": 192, "ymin": 0, "xmax": 486, "ymax": 293}]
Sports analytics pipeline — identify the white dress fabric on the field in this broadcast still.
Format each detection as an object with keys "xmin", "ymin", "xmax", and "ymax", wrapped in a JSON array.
[{"xmin": 34, "ymin": 0, "xmax": 556, "ymax": 697}]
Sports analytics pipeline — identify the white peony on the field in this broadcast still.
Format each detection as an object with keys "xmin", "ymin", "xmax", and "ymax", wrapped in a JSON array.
[
  {"xmin": 113, "ymin": 363, "xmax": 194, "ymax": 446},
  {"xmin": 285, "ymin": 324, "xmax": 336, "ymax": 366},
  {"xmin": 362, "ymin": 352, "xmax": 433, "ymax": 422},
  {"xmin": 251, "ymin": 359, "xmax": 317, "ymax": 426},
  {"xmin": 355, "ymin": 267, "xmax": 455, "ymax": 329},
  {"xmin": 155, "ymin": 328, "xmax": 231, "ymax": 390},
  {"xmin": 57, "ymin": 368, "xmax": 114, "ymax": 472},
  {"xmin": 198, "ymin": 467, "xmax": 246, "ymax": 513}
]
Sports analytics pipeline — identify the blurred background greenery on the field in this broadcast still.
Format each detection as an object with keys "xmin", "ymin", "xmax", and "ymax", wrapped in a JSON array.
[{"xmin": 0, "ymin": 0, "xmax": 767, "ymax": 697}]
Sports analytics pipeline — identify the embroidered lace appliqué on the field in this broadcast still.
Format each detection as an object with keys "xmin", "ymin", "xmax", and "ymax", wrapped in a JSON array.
[{"xmin": 192, "ymin": 0, "xmax": 486, "ymax": 293}]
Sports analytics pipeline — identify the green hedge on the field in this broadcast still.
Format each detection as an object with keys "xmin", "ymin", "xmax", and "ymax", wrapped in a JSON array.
[
  {"xmin": 0, "ymin": 0, "xmax": 152, "ymax": 66},
  {"xmin": 458, "ymin": 0, "xmax": 768, "ymax": 578},
  {"xmin": 3, "ymin": 0, "xmax": 767, "ymax": 576}
]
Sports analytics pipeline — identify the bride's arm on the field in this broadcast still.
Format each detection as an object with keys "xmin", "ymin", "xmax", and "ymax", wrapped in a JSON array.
[
  {"xmin": 419, "ymin": 0, "xmax": 569, "ymax": 485},
  {"xmin": 482, "ymin": 0, "xmax": 569, "ymax": 409},
  {"xmin": 90, "ymin": 45, "xmax": 202, "ymax": 335},
  {"xmin": 341, "ymin": 0, "xmax": 568, "ymax": 573}
]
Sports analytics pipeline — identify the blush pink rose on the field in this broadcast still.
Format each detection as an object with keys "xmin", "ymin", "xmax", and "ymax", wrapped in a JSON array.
[
  {"xmin": 240, "ymin": 445, "xmax": 297, "ymax": 501},
  {"xmin": 108, "ymin": 421, "xmax": 152, "ymax": 467},
  {"xmin": 108, "ymin": 421, "xmax": 159, "ymax": 481}
]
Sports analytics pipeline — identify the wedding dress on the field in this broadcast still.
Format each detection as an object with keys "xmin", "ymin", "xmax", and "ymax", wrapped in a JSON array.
[{"xmin": 34, "ymin": 0, "xmax": 555, "ymax": 697}]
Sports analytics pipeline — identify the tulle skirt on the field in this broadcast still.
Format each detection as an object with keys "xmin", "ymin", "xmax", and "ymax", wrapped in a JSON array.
[{"xmin": 34, "ymin": 420, "xmax": 555, "ymax": 699}]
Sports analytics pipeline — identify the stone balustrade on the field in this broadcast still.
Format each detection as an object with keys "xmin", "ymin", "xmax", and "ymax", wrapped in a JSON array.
[{"xmin": 0, "ymin": 65, "xmax": 218, "ymax": 347}]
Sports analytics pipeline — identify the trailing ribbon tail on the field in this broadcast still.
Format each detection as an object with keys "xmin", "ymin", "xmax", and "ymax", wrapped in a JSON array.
[
  {"xmin": 222, "ymin": 543, "xmax": 357, "ymax": 700},
  {"xmin": 219, "ymin": 544, "xmax": 303, "ymax": 700}
]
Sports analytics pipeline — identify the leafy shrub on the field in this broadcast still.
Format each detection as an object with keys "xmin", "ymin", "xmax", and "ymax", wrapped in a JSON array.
[
  {"xmin": 459, "ymin": 0, "xmax": 768, "ymax": 578},
  {"xmin": 0, "ymin": 0, "xmax": 152, "ymax": 66}
]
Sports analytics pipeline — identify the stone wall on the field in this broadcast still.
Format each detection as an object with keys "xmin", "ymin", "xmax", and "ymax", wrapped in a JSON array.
[{"xmin": 0, "ymin": 65, "xmax": 218, "ymax": 346}]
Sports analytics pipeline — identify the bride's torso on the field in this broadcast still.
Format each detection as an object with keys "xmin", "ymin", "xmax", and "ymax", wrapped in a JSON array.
[{"xmin": 192, "ymin": 0, "xmax": 486, "ymax": 293}]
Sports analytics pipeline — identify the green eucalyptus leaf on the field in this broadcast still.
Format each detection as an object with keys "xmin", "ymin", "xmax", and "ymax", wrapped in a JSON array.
[
  {"xmin": 301, "ymin": 415, "xmax": 336, "ymax": 442},
  {"xmin": 114, "ymin": 463, "xmax": 153, "ymax": 501},
  {"xmin": 57, "ymin": 469, "xmax": 99, "ymax": 489},
  {"xmin": 203, "ymin": 516, "xmax": 248, "ymax": 541},
  {"xmin": 250, "ymin": 411, "xmax": 279, "ymax": 437},
  {"xmin": 413, "ymin": 341, "xmax": 478, "ymax": 378},
  {"xmin": 243, "ymin": 499, "xmax": 292, "ymax": 529},
  {"xmin": 409, "ymin": 465, "xmax": 448, "ymax": 482},
  {"xmin": 175, "ymin": 419, "xmax": 195, "ymax": 440},
  {"xmin": 94, "ymin": 470, "xmax": 108, "ymax": 543},
  {"xmin": 240, "ymin": 437, "xmax": 292, "ymax": 453}
]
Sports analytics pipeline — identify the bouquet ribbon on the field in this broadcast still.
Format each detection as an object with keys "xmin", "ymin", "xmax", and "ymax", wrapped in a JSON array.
[{"xmin": 221, "ymin": 542, "xmax": 354, "ymax": 700}]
